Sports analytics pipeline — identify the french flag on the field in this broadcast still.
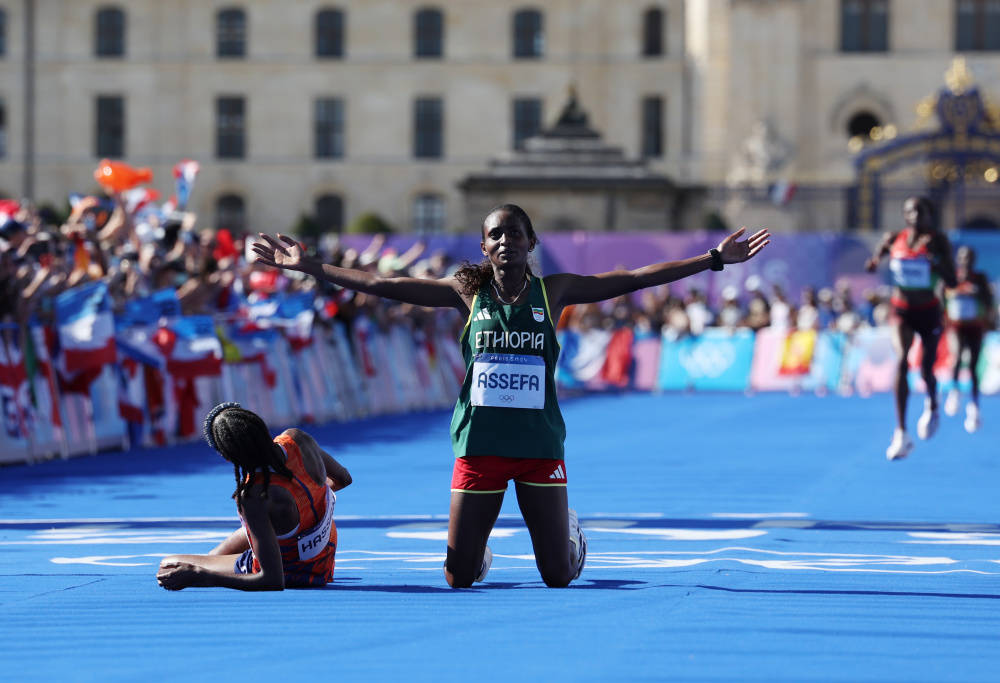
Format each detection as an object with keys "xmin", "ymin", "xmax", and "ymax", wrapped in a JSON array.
[
  {"xmin": 55, "ymin": 282, "xmax": 117, "ymax": 374},
  {"xmin": 173, "ymin": 160, "xmax": 200, "ymax": 211},
  {"xmin": 769, "ymin": 179, "xmax": 797, "ymax": 206}
]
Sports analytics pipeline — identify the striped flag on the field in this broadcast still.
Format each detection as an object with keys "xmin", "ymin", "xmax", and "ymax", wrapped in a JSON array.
[{"xmin": 55, "ymin": 282, "xmax": 117, "ymax": 374}]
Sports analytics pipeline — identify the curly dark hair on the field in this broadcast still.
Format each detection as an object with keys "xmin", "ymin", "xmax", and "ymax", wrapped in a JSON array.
[
  {"xmin": 203, "ymin": 403, "xmax": 293, "ymax": 501},
  {"xmin": 453, "ymin": 204, "xmax": 539, "ymax": 297}
]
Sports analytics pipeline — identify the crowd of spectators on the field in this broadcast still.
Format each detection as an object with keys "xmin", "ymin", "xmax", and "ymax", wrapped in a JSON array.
[
  {"xmin": 0, "ymin": 198, "xmax": 465, "ymax": 341},
  {"xmin": 557, "ymin": 276, "xmax": 898, "ymax": 340},
  {"xmin": 0, "ymin": 194, "xmax": 922, "ymax": 345}
]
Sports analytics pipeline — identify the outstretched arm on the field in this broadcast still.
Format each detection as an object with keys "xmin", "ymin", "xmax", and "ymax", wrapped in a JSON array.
[
  {"xmin": 865, "ymin": 231, "xmax": 896, "ymax": 272},
  {"xmin": 545, "ymin": 227, "xmax": 769, "ymax": 308},
  {"xmin": 252, "ymin": 233, "xmax": 466, "ymax": 311}
]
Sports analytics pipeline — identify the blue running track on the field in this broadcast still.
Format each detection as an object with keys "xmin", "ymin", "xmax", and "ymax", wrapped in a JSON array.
[{"xmin": 1, "ymin": 393, "xmax": 998, "ymax": 682}]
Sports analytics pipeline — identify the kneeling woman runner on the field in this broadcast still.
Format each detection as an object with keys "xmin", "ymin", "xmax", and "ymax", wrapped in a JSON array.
[{"xmin": 253, "ymin": 205, "xmax": 768, "ymax": 587}]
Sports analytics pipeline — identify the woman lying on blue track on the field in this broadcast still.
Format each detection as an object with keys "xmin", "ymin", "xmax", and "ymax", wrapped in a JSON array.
[
  {"xmin": 865, "ymin": 196, "xmax": 957, "ymax": 461},
  {"xmin": 253, "ymin": 205, "xmax": 768, "ymax": 588},
  {"xmin": 156, "ymin": 403, "xmax": 352, "ymax": 590}
]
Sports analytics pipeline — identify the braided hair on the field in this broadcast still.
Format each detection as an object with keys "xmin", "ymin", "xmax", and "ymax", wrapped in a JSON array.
[
  {"xmin": 454, "ymin": 204, "xmax": 539, "ymax": 297},
  {"xmin": 203, "ymin": 402, "xmax": 293, "ymax": 501}
]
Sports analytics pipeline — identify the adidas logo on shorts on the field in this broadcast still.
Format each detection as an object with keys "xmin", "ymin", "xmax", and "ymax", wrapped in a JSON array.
[{"xmin": 549, "ymin": 464, "xmax": 565, "ymax": 480}]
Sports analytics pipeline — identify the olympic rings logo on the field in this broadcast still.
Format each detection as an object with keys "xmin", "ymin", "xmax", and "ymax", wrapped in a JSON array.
[
  {"xmin": 499, "ymin": 394, "xmax": 515, "ymax": 402},
  {"xmin": 678, "ymin": 342, "xmax": 736, "ymax": 378}
]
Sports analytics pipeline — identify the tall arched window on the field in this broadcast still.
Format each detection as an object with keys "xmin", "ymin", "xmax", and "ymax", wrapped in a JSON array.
[
  {"xmin": 216, "ymin": 194, "xmax": 246, "ymax": 233},
  {"xmin": 840, "ymin": 0, "xmax": 888, "ymax": 52},
  {"xmin": 95, "ymin": 7, "xmax": 126, "ymax": 57},
  {"xmin": 513, "ymin": 9, "xmax": 544, "ymax": 58},
  {"xmin": 316, "ymin": 8, "xmax": 345, "ymax": 58},
  {"xmin": 642, "ymin": 7, "xmax": 664, "ymax": 57},
  {"xmin": 217, "ymin": 8, "xmax": 247, "ymax": 58},
  {"xmin": 956, "ymin": 0, "xmax": 1000, "ymax": 51},
  {"xmin": 315, "ymin": 194, "xmax": 344, "ymax": 233},
  {"xmin": 414, "ymin": 8, "xmax": 443, "ymax": 58},
  {"xmin": 413, "ymin": 194, "xmax": 445, "ymax": 233}
]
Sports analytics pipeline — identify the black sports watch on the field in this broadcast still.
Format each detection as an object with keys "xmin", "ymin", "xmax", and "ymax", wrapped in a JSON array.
[{"xmin": 708, "ymin": 248, "xmax": 725, "ymax": 271}]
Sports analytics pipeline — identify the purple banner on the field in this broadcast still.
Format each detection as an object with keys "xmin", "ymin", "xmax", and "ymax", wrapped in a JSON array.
[{"xmin": 339, "ymin": 231, "xmax": 881, "ymax": 305}]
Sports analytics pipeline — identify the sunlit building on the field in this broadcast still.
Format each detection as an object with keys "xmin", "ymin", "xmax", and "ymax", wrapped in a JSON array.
[{"xmin": 0, "ymin": 0, "xmax": 998, "ymax": 234}]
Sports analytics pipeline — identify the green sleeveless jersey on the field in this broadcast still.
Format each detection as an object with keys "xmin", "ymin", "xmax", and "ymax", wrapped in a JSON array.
[{"xmin": 449, "ymin": 275, "xmax": 566, "ymax": 460}]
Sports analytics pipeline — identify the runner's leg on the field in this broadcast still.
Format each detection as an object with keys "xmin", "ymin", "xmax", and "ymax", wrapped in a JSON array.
[
  {"xmin": 445, "ymin": 491, "xmax": 504, "ymax": 588},
  {"xmin": 967, "ymin": 332, "xmax": 983, "ymax": 404},
  {"xmin": 890, "ymin": 321, "xmax": 915, "ymax": 431},
  {"xmin": 514, "ymin": 482, "xmax": 574, "ymax": 588},
  {"xmin": 210, "ymin": 527, "xmax": 250, "ymax": 555},
  {"xmin": 919, "ymin": 327, "xmax": 941, "ymax": 409}
]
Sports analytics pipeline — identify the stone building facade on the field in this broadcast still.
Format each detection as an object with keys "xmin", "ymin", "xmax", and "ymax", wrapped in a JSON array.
[{"xmin": 0, "ymin": 0, "xmax": 997, "ymax": 235}]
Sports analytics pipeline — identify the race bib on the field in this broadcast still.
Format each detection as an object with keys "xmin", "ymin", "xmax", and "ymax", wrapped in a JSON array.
[
  {"xmin": 948, "ymin": 294, "xmax": 979, "ymax": 321},
  {"xmin": 470, "ymin": 353, "xmax": 545, "ymax": 409},
  {"xmin": 889, "ymin": 257, "xmax": 931, "ymax": 289},
  {"xmin": 297, "ymin": 489, "xmax": 336, "ymax": 561}
]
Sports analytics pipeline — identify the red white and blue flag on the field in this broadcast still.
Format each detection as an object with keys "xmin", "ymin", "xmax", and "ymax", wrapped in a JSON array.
[
  {"xmin": 55, "ymin": 282, "xmax": 117, "ymax": 374},
  {"xmin": 122, "ymin": 187, "xmax": 162, "ymax": 216}
]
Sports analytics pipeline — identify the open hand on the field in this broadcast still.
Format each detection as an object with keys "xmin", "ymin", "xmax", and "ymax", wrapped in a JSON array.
[
  {"xmin": 251, "ymin": 233, "xmax": 308, "ymax": 271},
  {"xmin": 717, "ymin": 227, "xmax": 770, "ymax": 264}
]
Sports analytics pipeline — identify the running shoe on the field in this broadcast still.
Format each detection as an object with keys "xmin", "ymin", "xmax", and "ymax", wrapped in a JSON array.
[
  {"xmin": 916, "ymin": 398, "xmax": 940, "ymax": 440},
  {"xmin": 568, "ymin": 508, "xmax": 587, "ymax": 580},
  {"xmin": 964, "ymin": 403, "xmax": 981, "ymax": 434},
  {"xmin": 886, "ymin": 429, "xmax": 914, "ymax": 461},
  {"xmin": 944, "ymin": 389, "xmax": 960, "ymax": 417},
  {"xmin": 475, "ymin": 545, "xmax": 492, "ymax": 583}
]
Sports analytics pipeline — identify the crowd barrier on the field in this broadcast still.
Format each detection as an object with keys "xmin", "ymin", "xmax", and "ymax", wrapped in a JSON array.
[
  {"xmin": 555, "ymin": 326, "xmax": 1000, "ymax": 397},
  {"xmin": 1, "ymin": 309, "xmax": 998, "ymax": 466}
]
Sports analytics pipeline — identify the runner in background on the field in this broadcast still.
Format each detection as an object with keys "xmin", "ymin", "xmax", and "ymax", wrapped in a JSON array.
[
  {"xmin": 865, "ymin": 196, "xmax": 957, "ymax": 461},
  {"xmin": 156, "ymin": 403, "xmax": 352, "ymax": 590},
  {"xmin": 252, "ymin": 205, "xmax": 769, "ymax": 588},
  {"xmin": 943, "ymin": 246, "xmax": 995, "ymax": 433}
]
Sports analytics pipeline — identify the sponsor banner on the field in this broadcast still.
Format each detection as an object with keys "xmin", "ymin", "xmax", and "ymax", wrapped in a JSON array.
[
  {"xmin": 658, "ymin": 328, "xmax": 755, "ymax": 392},
  {"xmin": 979, "ymin": 332, "xmax": 1000, "ymax": 396},
  {"xmin": 842, "ymin": 327, "xmax": 896, "ymax": 396}
]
